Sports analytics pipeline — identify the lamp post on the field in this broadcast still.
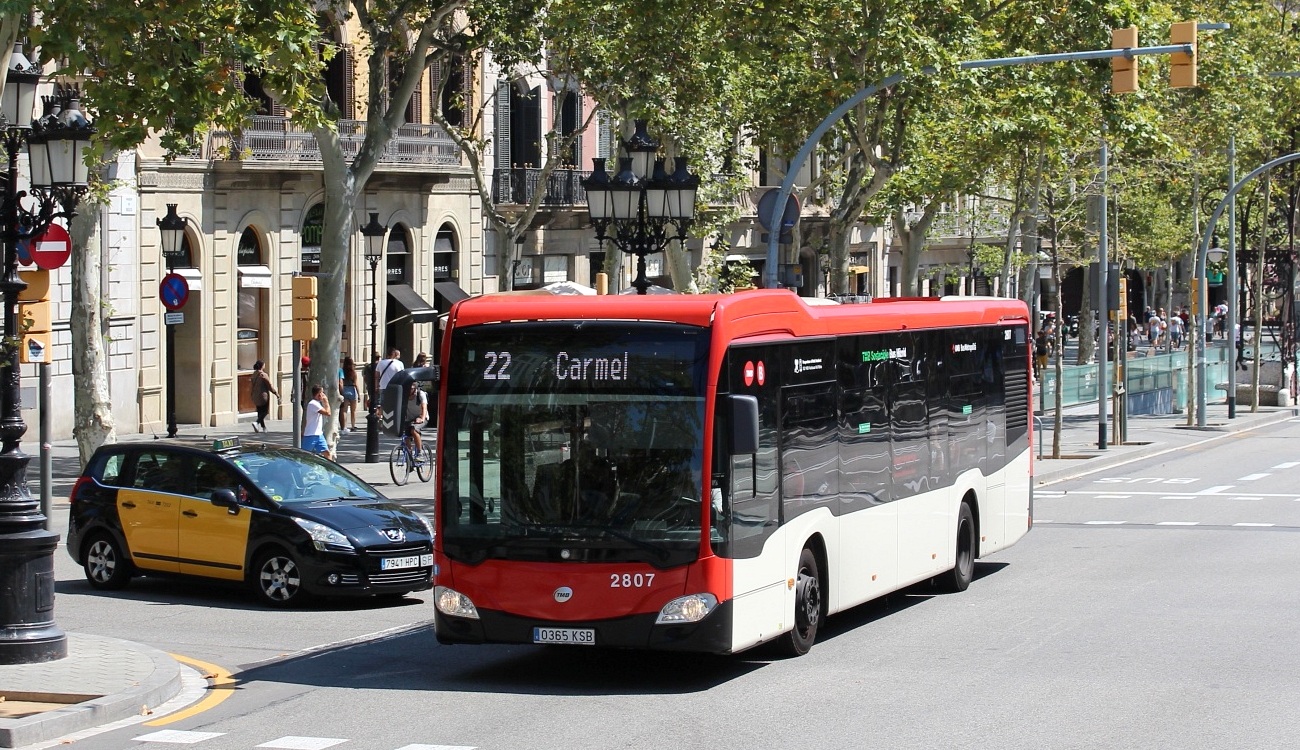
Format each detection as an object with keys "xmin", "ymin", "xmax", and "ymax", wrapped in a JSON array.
[
  {"xmin": 156, "ymin": 204, "xmax": 186, "ymax": 438},
  {"xmin": 581, "ymin": 120, "xmax": 698, "ymax": 294},
  {"xmin": 359, "ymin": 212, "xmax": 386, "ymax": 463},
  {"xmin": 0, "ymin": 49, "xmax": 93, "ymax": 664}
]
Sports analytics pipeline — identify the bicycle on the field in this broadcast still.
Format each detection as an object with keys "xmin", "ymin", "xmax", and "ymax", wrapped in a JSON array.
[{"xmin": 389, "ymin": 427, "xmax": 433, "ymax": 485}]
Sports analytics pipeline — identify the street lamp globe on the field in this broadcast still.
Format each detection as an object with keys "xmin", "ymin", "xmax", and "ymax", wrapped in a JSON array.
[
  {"xmin": 0, "ymin": 43, "xmax": 38, "ymax": 130},
  {"xmin": 360, "ymin": 211, "xmax": 387, "ymax": 259},
  {"xmin": 157, "ymin": 204, "xmax": 187, "ymax": 258},
  {"xmin": 1206, "ymin": 244, "xmax": 1228, "ymax": 264},
  {"xmin": 43, "ymin": 95, "xmax": 95, "ymax": 190}
]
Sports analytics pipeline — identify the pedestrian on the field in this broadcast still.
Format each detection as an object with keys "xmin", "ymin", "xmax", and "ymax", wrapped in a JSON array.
[
  {"xmin": 302, "ymin": 384, "xmax": 333, "ymax": 460},
  {"xmin": 413, "ymin": 352, "xmax": 429, "ymax": 368},
  {"xmin": 376, "ymin": 347, "xmax": 404, "ymax": 391},
  {"xmin": 338, "ymin": 356, "xmax": 361, "ymax": 432},
  {"xmin": 299, "ymin": 355, "xmax": 311, "ymax": 405},
  {"xmin": 249, "ymin": 360, "xmax": 279, "ymax": 433},
  {"xmin": 402, "ymin": 380, "xmax": 429, "ymax": 459},
  {"xmin": 363, "ymin": 353, "xmax": 380, "ymax": 416},
  {"xmin": 1033, "ymin": 328, "xmax": 1049, "ymax": 380},
  {"xmin": 1168, "ymin": 313, "xmax": 1185, "ymax": 350}
]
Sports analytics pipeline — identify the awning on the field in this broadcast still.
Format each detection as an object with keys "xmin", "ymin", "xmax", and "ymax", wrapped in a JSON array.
[
  {"xmin": 434, "ymin": 281, "xmax": 470, "ymax": 307},
  {"xmin": 238, "ymin": 265, "xmax": 272, "ymax": 289},
  {"xmin": 387, "ymin": 284, "xmax": 439, "ymax": 324},
  {"xmin": 174, "ymin": 267, "xmax": 203, "ymax": 292},
  {"xmin": 849, "ymin": 265, "xmax": 870, "ymax": 275}
]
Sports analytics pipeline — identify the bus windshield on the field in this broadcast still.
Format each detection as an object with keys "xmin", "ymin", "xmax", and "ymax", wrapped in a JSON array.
[{"xmin": 439, "ymin": 321, "xmax": 710, "ymax": 568}]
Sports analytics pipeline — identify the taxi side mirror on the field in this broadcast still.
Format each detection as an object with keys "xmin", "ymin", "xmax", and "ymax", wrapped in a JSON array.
[{"xmin": 211, "ymin": 489, "xmax": 240, "ymax": 514}]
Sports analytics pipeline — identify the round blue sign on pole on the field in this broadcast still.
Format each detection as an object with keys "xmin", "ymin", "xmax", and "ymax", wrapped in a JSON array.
[{"xmin": 160, "ymin": 272, "xmax": 190, "ymax": 311}]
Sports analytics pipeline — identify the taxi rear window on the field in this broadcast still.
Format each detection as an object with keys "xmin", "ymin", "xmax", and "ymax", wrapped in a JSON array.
[{"xmin": 89, "ymin": 452, "xmax": 128, "ymax": 487}]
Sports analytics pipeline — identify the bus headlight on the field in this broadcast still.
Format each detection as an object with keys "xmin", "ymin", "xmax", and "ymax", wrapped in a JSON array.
[
  {"xmin": 434, "ymin": 586, "xmax": 480, "ymax": 619},
  {"xmin": 656, "ymin": 593, "xmax": 718, "ymax": 624}
]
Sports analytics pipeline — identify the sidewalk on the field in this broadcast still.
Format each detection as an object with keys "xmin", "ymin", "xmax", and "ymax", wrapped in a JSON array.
[{"xmin": 3, "ymin": 400, "xmax": 1294, "ymax": 747}]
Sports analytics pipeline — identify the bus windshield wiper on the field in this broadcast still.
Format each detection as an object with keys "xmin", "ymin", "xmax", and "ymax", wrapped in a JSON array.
[{"xmin": 579, "ymin": 524, "xmax": 671, "ymax": 561}]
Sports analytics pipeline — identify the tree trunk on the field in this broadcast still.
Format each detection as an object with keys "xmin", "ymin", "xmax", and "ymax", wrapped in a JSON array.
[
  {"xmin": 70, "ymin": 197, "xmax": 116, "ymax": 464},
  {"xmin": 1252, "ymin": 172, "xmax": 1270, "ymax": 411}
]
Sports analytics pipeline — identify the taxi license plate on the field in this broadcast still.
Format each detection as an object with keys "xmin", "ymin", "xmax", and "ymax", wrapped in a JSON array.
[
  {"xmin": 381, "ymin": 554, "xmax": 434, "ymax": 571},
  {"xmin": 533, "ymin": 627, "xmax": 595, "ymax": 645}
]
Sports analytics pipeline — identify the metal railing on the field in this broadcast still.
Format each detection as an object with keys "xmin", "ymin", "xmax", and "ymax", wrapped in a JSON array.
[
  {"xmin": 492, "ymin": 168, "xmax": 588, "ymax": 206},
  {"xmin": 208, "ymin": 116, "xmax": 460, "ymax": 166}
]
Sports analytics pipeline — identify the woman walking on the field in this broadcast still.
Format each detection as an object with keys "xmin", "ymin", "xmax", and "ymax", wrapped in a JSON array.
[
  {"xmin": 338, "ymin": 356, "xmax": 361, "ymax": 432},
  {"xmin": 249, "ymin": 360, "xmax": 279, "ymax": 432}
]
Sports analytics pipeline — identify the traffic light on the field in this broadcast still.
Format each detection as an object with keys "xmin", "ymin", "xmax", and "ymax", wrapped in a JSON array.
[
  {"xmin": 1111, "ymin": 26, "xmax": 1139, "ymax": 94},
  {"xmin": 1170, "ymin": 20, "xmax": 1197, "ymax": 88},
  {"xmin": 18, "ymin": 269, "xmax": 51, "ymax": 364},
  {"xmin": 291, "ymin": 275, "xmax": 318, "ymax": 341}
]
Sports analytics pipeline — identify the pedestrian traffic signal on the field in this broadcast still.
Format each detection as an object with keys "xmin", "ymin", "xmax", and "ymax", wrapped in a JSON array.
[
  {"xmin": 292, "ymin": 275, "xmax": 318, "ymax": 341},
  {"xmin": 1170, "ymin": 20, "xmax": 1197, "ymax": 88},
  {"xmin": 1111, "ymin": 26, "xmax": 1139, "ymax": 94}
]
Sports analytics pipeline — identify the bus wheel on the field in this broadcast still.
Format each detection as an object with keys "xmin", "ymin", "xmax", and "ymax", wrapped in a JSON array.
[
  {"xmin": 939, "ymin": 501, "xmax": 976, "ymax": 593},
  {"xmin": 781, "ymin": 547, "xmax": 822, "ymax": 657}
]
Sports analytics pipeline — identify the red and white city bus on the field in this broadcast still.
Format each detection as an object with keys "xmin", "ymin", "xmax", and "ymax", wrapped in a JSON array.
[{"xmin": 432, "ymin": 289, "xmax": 1033, "ymax": 655}]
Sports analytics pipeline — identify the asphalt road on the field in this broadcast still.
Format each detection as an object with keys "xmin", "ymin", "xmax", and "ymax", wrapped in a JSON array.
[{"xmin": 40, "ymin": 418, "xmax": 1300, "ymax": 750}]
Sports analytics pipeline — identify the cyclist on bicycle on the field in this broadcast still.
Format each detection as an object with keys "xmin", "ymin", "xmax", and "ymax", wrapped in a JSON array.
[{"xmin": 402, "ymin": 380, "xmax": 430, "ymax": 461}]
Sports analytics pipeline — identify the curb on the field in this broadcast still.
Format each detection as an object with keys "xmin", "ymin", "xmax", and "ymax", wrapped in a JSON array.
[
  {"xmin": 1035, "ymin": 408, "xmax": 1296, "ymax": 486},
  {"xmin": 0, "ymin": 635, "xmax": 184, "ymax": 749}
]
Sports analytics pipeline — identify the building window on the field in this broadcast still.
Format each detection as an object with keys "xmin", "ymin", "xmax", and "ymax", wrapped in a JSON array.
[
  {"xmin": 433, "ymin": 227, "xmax": 456, "ymax": 281},
  {"xmin": 385, "ymin": 223, "xmax": 410, "ymax": 286},
  {"xmin": 236, "ymin": 228, "xmax": 269, "ymax": 414},
  {"xmin": 543, "ymin": 255, "xmax": 568, "ymax": 284}
]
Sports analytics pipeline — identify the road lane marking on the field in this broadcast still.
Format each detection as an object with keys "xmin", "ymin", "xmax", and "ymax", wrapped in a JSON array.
[
  {"xmin": 144, "ymin": 655, "xmax": 237, "ymax": 727},
  {"xmin": 1272, "ymin": 462, "xmax": 1300, "ymax": 469},
  {"xmin": 133, "ymin": 729, "xmax": 226, "ymax": 744},
  {"xmin": 1232, "ymin": 497, "xmax": 1263, "ymax": 501},
  {"xmin": 1200, "ymin": 485, "xmax": 1234, "ymax": 494},
  {"xmin": 1094, "ymin": 495, "xmax": 1131, "ymax": 500},
  {"xmin": 1157, "ymin": 521, "xmax": 1200, "ymax": 525},
  {"xmin": 393, "ymin": 746, "xmax": 479, "ymax": 750},
  {"xmin": 1234, "ymin": 522, "xmax": 1275, "ymax": 527},
  {"xmin": 1084, "ymin": 520, "xmax": 1126, "ymax": 525},
  {"xmin": 1237, "ymin": 473, "xmax": 1270, "ymax": 481},
  {"xmin": 1160, "ymin": 496, "xmax": 1198, "ymax": 500},
  {"xmin": 256, "ymin": 737, "xmax": 348, "ymax": 749}
]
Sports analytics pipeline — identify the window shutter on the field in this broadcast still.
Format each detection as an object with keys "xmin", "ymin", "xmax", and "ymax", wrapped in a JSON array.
[
  {"xmin": 573, "ymin": 95, "xmax": 584, "ymax": 167},
  {"xmin": 495, "ymin": 81, "xmax": 511, "ymax": 170},
  {"xmin": 596, "ymin": 110, "xmax": 612, "ymax": 159},
  {"xmin": 343, "ymin": 45, "xmax": 355, "ymax": 120},
  {"xmin": 409, "ymin": 68, "xmax": 424, "ymax": 124},
  {"xmin": 428, "ymin": 58, "xmax": 443, "ymax": 120}
]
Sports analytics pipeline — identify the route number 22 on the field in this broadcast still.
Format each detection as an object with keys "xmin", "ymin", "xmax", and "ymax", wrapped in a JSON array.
[{"xmin": 482, "ymin": 351, "xmax": 512, "ymax": 380}]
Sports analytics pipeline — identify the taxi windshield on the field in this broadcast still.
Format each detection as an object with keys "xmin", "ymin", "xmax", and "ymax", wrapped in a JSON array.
[{"xmin": 231, "ymin": 449, "xmax": 380, "ymax": 504}]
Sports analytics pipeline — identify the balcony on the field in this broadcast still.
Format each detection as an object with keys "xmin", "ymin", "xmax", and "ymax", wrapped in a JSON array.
[
  {"xmin": 207, "ymin": 116, "xmax": 460, "ymax": 167},
  {"xmin": 493, "ymin": 168, "xmax": 588, "ymax": 207}
]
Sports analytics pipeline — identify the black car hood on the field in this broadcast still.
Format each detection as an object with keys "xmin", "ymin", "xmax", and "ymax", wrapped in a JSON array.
[{"xmin": 286, "ymin": 499, "xmax": 425, "ymax": 534}]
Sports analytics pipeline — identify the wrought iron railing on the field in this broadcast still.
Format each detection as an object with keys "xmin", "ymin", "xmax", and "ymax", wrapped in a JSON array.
[
  {"xmin": 208, "ymin": 116, "xmax": 460, "ymax": 166},
  {"xmin": 493, "ymin": 168, "xmax": 588, "ymax": 206}
]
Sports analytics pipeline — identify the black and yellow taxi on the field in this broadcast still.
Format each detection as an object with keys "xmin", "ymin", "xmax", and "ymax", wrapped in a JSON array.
[{"xmin": 67, "ymin": 437, "xmax": 433, "ymax": 606}]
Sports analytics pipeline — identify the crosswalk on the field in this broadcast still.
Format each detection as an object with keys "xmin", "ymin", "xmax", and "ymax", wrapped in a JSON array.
[{"xmin": 132, "ymin": 731, "xmax": 474, "ymax": 750}]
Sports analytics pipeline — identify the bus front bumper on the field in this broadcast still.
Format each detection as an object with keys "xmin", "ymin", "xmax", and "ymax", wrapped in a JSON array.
[{"xmin": 433, "ymin": 600, "xmax": 734, "ymax": 654}]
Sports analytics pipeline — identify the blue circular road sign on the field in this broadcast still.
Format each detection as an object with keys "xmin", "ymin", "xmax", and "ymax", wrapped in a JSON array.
[{"xmin": 160, "ymin": 272, "xmax": 190, "ymax": 310}]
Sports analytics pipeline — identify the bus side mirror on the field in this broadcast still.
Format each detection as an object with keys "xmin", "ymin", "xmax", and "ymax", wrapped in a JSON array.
[{"xmin": 729, "ymin": 395, "xmax": 759, "ymax": 455}]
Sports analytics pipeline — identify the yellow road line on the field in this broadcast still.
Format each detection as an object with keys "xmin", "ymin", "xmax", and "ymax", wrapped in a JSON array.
[{"xmin": 143, "ymin": 654, "xmax": 237, "ymax": 726}]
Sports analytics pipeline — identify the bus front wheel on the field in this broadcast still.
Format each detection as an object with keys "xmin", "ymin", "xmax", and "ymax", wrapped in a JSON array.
[
  {"xmin": 780, "ymin": 546, "xmax": 822, "ymax": 657},
  {"xmin": 938, "ymin": 501, "xmax": 976, "ymax": 593}
]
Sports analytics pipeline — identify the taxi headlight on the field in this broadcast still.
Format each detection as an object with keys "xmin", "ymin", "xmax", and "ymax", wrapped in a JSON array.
[
  {"xmin": 293, "ymin": 518, "xmax": 353, "ymax": 551},
  {"xmin": 656, "ymin": 593, "xmax": 718, "ymax": 624},
  {"xmin": 434, "ymin": 586, "xmax": 480, "ymax": 619}
]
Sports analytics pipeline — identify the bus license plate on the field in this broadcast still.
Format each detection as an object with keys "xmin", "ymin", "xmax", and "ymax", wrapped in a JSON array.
[
  {"xmin": 533, "ymin": 627, "xmax": 595, "ymax": 645},
  {"xmin": 381, "ymin": 554, "xmax": 433, "ymax": 570}
]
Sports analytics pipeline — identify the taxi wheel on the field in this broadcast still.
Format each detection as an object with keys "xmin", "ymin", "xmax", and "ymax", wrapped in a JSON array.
[
  {"xmin": 83, "ymin": 533, "xmax": 132, "ymax": 590},
  {"xmin": 252, "ymin": 548, "xmax": 308, "ymax": 607}
]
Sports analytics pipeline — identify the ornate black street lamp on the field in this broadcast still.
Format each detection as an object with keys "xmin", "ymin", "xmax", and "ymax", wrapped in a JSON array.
[
  {"xmin": 0, "ymin": 48, "xmax": 93, "ymax": 664},
  {"xmin": 156, "ymin": 203, "xmax": 186, "ymax": 438},
  {"xmin": 581, "ymin": 120, "xmax": 698, "ymax": 294},
  {"xmin": 359, "ymin": 212, "xmax": 386, "ymax": 463}
]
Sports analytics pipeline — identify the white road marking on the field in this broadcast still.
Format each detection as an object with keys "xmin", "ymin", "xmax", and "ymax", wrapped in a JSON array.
[
  {"xmin": 393, "ymin": 746, "xmax": 479, "ymax": 750},
  {"xmin": 1272, "ymin": 462, "xmax": 1300, "ymax": 469},
  {"xmin": 1157, "ymin": 521, "xmax": 1200, "ymax": 526},
  {"xmin": 1233, "ymin": 522, "xmax": 1276, "ymax": 527},
  {"xmin": 1232, "ymin": 497, "xmax": 1263, "ymax": 501},
  {"xmin": 256, "ymin": 738, "xmax": 349, "ymax": 750},
  {"xmin": 133, "ymin": 730, "xmax": 226, "ymax": 744},
  {"xmin": 1094, "ymin": 495, "xmax": 1132, "ymax": 500},
  {"xmin": 1036, "ymin": 490, "xmax": 1066, "ymax": 496},
  {"xmin": 1160, "ymin": 496, "xmax": 1198, "ymax": 500},
  {"xmin": 1200, "ymin": 485, "xmax": 1234, "ymax": 495},
  {"xmin": 1084, "ymin": 520, "xmax": 1126, "ymax": 525},
  {"xmin": 1237, "ymin": 473, "xmax": 1270, "ymax": 481}
]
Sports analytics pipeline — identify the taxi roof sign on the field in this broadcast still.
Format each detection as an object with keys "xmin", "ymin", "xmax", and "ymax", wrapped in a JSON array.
[{"xmin": 212, "ymin": 437, "xmax": 242, "ymax": 453}]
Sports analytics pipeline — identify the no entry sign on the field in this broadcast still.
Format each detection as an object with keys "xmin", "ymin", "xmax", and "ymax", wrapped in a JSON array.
[
  {"xmin": 160, "ymin": 272, "xmax": 190, "ymax": 310},
  {"xmin": 29, "ymin": 224, "xmax": 72, "ymax": 270}
]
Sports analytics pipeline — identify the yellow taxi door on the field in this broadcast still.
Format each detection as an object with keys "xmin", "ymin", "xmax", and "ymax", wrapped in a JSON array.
[
  {"xmin": 177, "ymin": 459, "xmax": 253, "ymax": 580},
  {"xmin": 118, "ymin": 450, "xmax": 187, "ymax": 572}
]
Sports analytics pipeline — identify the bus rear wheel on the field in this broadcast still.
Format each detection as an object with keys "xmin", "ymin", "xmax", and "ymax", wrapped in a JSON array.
[
  {"xmin": 780, "ymin": 547, "xmax": 822, "ymax": 657},
  {"xmin": 938, "ymin": 501, "xmax": 976, "ymax": 593}
]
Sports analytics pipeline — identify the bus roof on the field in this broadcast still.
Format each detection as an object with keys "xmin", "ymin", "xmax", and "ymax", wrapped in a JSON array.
[{"xmin": 446, "ymin": 289, "xmax": 1029, "ymax": 341}]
